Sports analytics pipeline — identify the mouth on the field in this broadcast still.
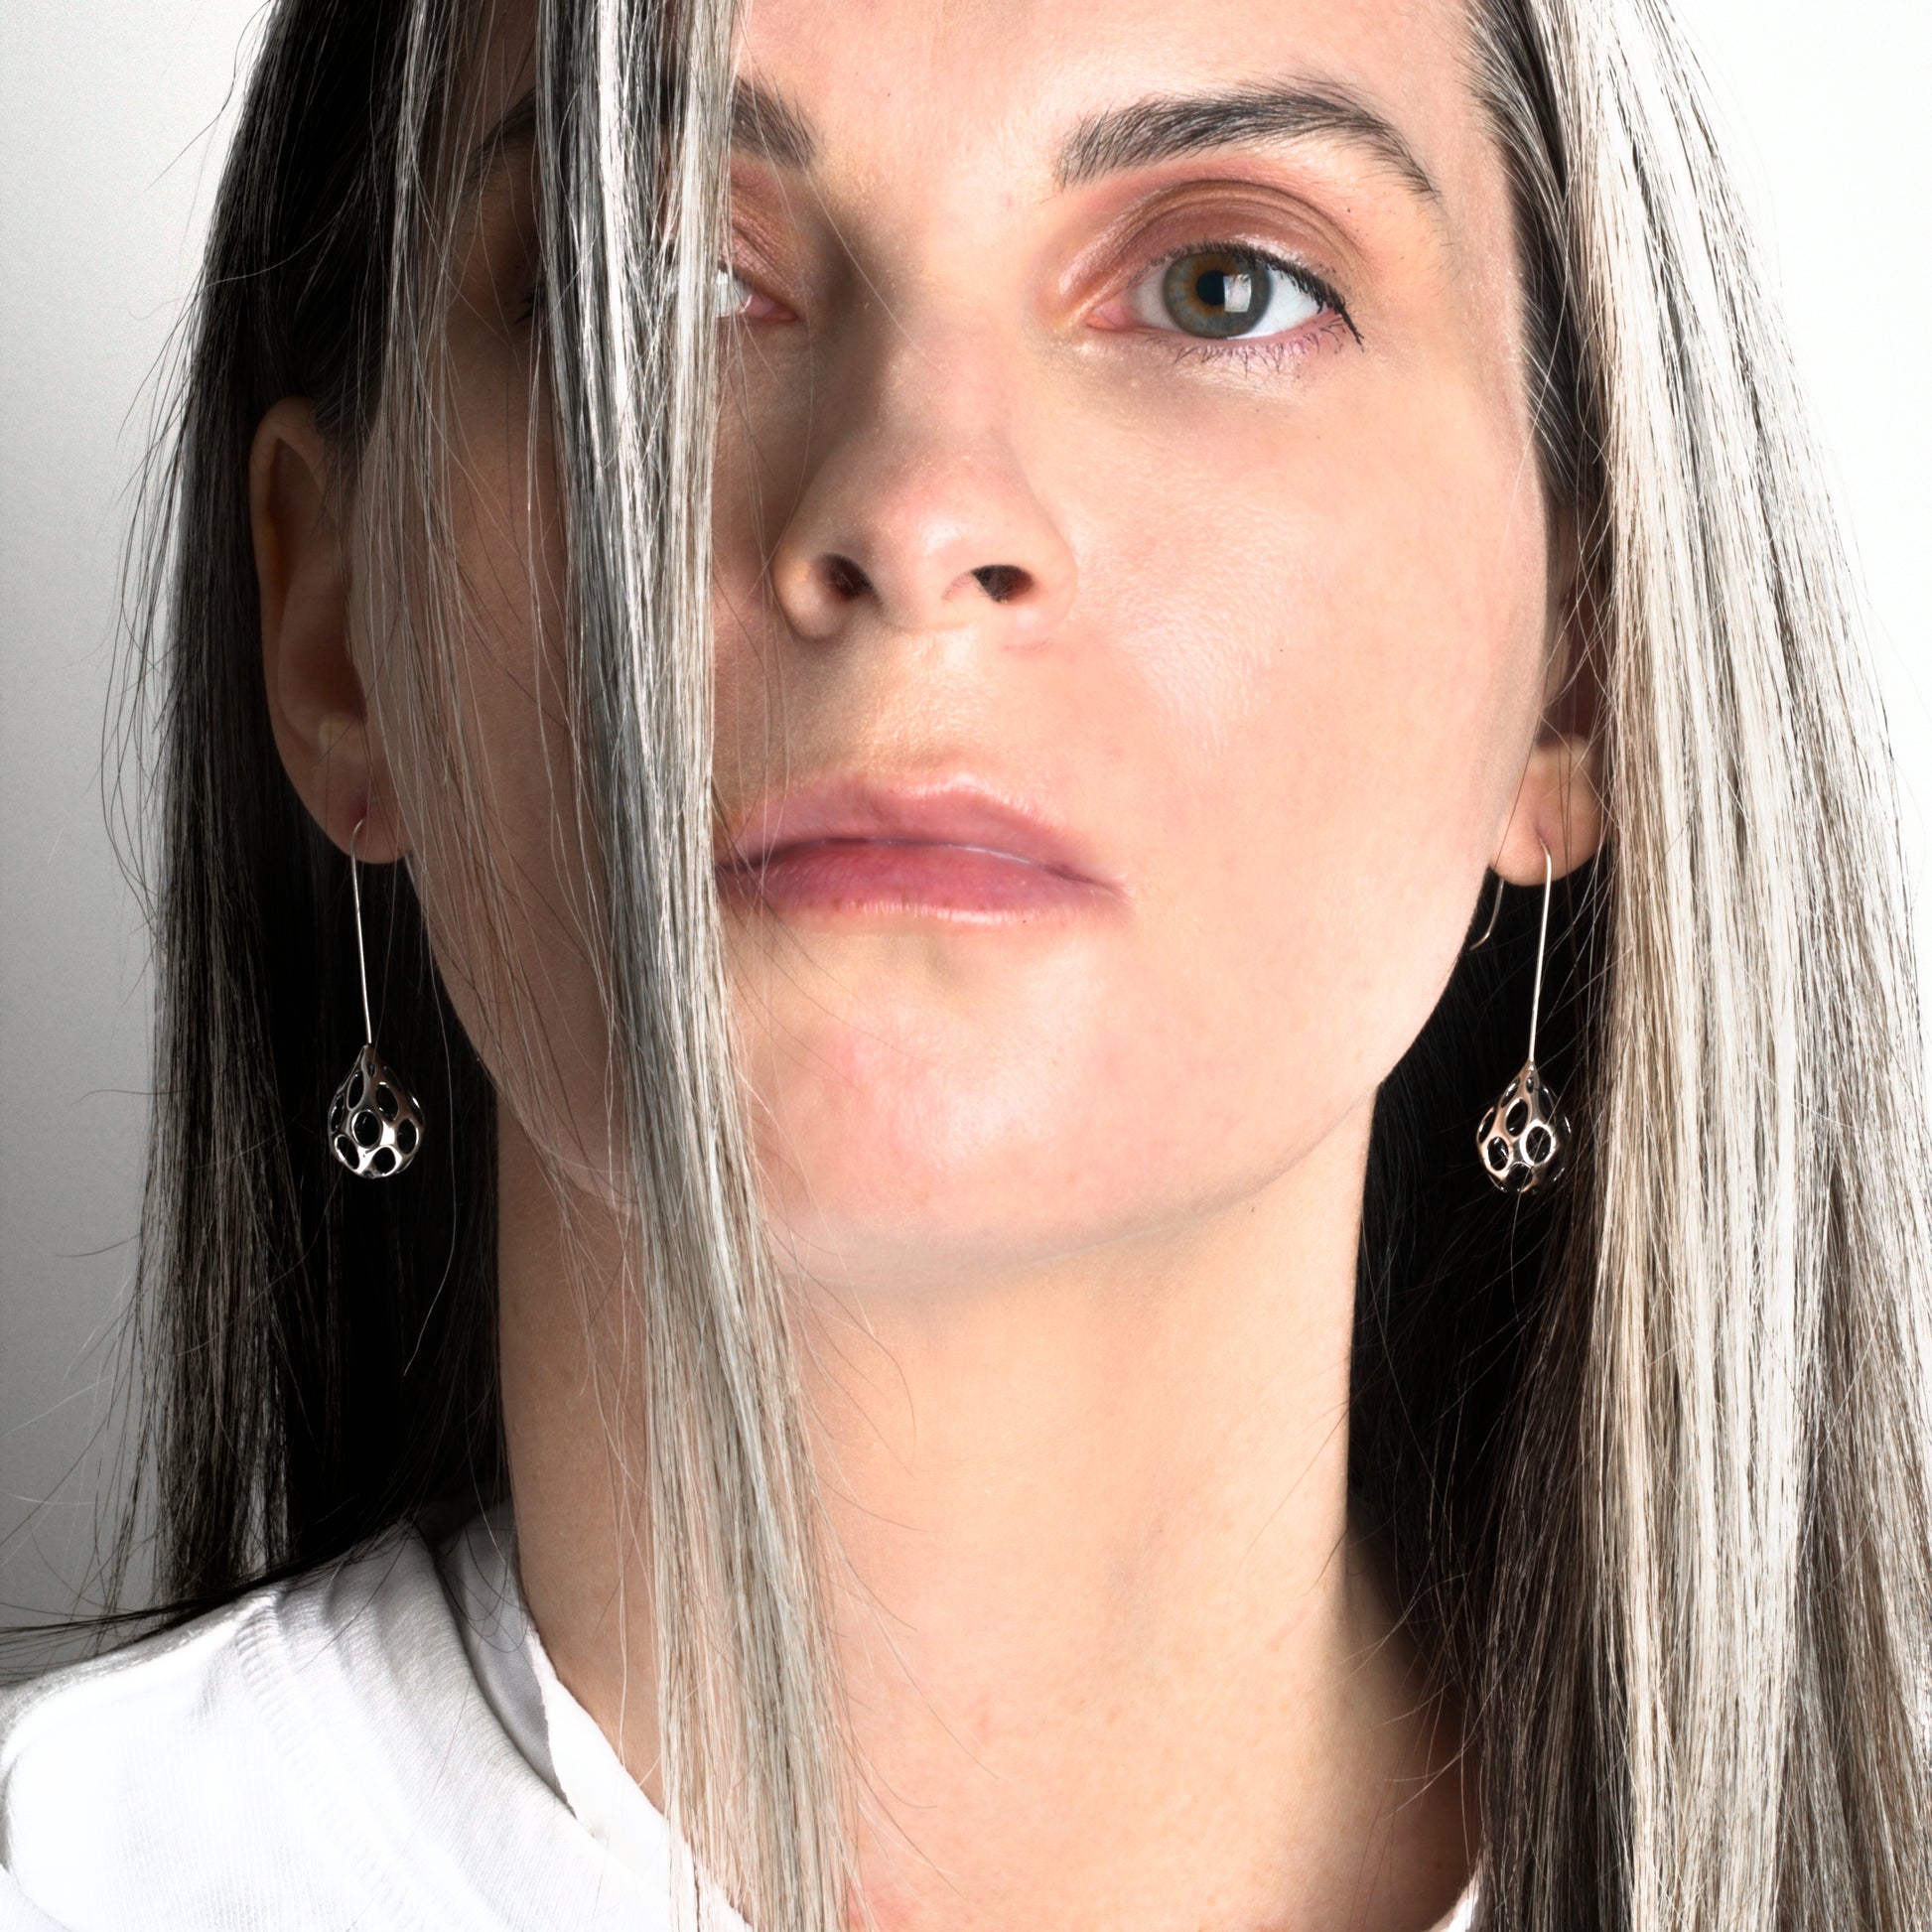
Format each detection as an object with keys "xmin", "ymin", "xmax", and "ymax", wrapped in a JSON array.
[{"xmin": 717, "ymin": 775, "xmax": 1118, "ymax": 923}]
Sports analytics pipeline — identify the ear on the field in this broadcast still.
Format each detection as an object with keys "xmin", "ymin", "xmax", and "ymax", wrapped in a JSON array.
[
  {"xmin": 249, "ymin": 397, "xmax": 408, "ymax": 863},
  {"xmin": 1490, "ymin": 517, "xmax": 1606, "ymax": 888}
]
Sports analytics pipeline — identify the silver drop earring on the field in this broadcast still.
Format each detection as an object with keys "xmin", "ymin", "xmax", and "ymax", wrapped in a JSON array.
[
  {"xmin": 327, "ymin": 818, "xmax": 425, "ymax": 1178},
  {"xmin": 1473, "ymin": 840, "xmax": 1570, "ymax": 1194}
]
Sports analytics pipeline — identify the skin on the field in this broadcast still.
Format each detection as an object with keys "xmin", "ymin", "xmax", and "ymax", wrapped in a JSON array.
[{"xmin": 252, "ymin": 0, "xmax": 1605, "ymax": 1925}]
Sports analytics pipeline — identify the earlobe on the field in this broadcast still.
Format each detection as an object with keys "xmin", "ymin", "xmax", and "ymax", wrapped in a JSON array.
[
  {"xmin": 1490, "ymin": 529, "xmax": 1607, "ymax": 887},
  {"xmin": 249, "ymin": 397, "xmax": 407, "ymax": 862},
  {"xmin": 1490, "ymin": 729, "xmax": 1606, "ymax": 887}
]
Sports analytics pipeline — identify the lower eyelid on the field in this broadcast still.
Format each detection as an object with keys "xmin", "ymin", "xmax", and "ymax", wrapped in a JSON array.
[{"xmin": 1152, "ymin": 312, "xmax": 1353, "ymax": 368}]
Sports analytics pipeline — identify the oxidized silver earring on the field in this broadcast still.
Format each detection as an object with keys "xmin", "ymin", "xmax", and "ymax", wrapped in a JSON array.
[
  {"xmin": 327, "ymin": 818, "xmax": 425, "ymax": 1178},
  {"xmin": 1473, "ymin": 840, "xmax": 1570, "ymax": 1194}
]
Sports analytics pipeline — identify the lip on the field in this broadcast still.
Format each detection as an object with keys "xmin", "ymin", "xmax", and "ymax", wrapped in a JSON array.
[{"xmin": 718, "ymin": 775, "xmax": 1118, "ymax": 921}]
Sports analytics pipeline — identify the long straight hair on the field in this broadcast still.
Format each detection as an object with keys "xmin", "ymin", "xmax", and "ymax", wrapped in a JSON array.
[{"xmin": 93, "ymin": 0, "xmax": 1932, "ymax": 1925}]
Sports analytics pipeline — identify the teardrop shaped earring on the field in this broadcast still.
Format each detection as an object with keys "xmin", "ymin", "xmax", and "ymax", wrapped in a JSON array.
[
  {"xmin": 1473, "ymin": 840, "xmax": 1570, "ymax": 1194},
  {"xmin": 326, "ymin": 817, "xmax": 425, "ymax": 1179}
]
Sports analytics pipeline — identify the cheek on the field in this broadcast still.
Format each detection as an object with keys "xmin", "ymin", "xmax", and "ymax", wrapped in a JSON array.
[
  {"xmin": 381, "ymin": 405, "xmax": 619, "ymax": 1184},
  {"xmin": 1088, "ymin": 365, "xmax": 1549, "ymax": 1075}
]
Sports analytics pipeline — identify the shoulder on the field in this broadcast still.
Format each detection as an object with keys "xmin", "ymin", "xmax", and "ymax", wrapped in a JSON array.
[
  {"xmin": 0, "ymin": 1528, "xmax": 651, "ymax": 1932},
  {"xmin": 0, "ymin": 1559, "xmax": 291, "ymax": 1804},
  {"xmin": 0, "ymin": 1532, "xmax": 429, "ymax": 1930}
]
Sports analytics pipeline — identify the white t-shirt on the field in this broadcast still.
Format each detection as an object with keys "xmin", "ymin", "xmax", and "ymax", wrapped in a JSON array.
[{"xmin": 0, "ymin": 1517, "xmax": 1481, "ymax": 1931}]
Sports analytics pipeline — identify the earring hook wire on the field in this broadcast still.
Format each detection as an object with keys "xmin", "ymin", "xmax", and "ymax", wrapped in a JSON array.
[
  {"xmin": 1527, "ymin": 838, "xmax": 1553, "ymax": 1066},
  {"xmin": 1470, "ymin": 871, "xmax": 1506, "ymax": 949},
  {"xmin": 1467, "ymin": 840, "xmax": 1558, "ymax": 1060},
  {"xmin": 349, "ymin": 822, "xmax": 374, "ymax": 1050}
]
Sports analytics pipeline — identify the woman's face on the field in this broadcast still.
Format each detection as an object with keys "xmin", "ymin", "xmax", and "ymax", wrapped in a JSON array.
[{"xmin": 385, "ymin": 0, "xmax": 1569, "ymax": 1292}]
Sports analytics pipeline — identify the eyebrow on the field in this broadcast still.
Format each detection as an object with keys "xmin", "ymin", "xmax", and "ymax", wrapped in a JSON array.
[
  {"xmin": 1058, "ymin": 81, "xmax": 1440, "ymax": 203},
  {"xmin": 460, "ymin": 88, "xmax": 538, "ymax": 201},
  {"xmin": 728, "ymin": 74, "xmax": 1435, "ymax": 204},
  {"xmin": 732, "ymin": 79, "xmax": 816, "ymax": 169},
  {"xmin": 462, "ymin": 79, "xmax": 813, "ymax": 200},
  {"xmin": 474, "ymin": 77, "xmax": 1432, "ymax": 209}
]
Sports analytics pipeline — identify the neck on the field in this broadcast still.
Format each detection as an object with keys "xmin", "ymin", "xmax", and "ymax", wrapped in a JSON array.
[{"xmin": 498, "ymin": 1106, "xmax": 1474, "ymax": 1932}]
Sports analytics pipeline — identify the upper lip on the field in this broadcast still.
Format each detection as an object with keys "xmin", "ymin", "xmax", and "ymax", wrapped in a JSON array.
[{"xmin": 719, "ymin": 774, "xmax": 1114, "ymax": 887}]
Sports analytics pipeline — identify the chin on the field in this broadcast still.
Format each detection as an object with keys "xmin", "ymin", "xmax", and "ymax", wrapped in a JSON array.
[
  {"xmin": 748, "ymin": 1060, "xmax": 1313, "ymax": 1301},
  {"xmin": 746, "ymin": 1049, "xmax": 1153, "ymax": 1292}
]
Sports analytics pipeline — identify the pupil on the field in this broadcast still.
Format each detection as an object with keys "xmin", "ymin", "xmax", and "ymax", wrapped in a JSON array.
[
  {"xmin": 1197, "ymin": 270, "xmax": 1251, "ymax": 315},
  {"xmin": 1165, "ymin": 252, "xmax": 1269, "ymax": 340}
]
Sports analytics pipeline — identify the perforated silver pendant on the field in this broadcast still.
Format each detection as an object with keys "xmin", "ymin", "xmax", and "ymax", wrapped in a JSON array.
[
  {"xmin": 328, "ymin": 819, "xmax": 424, "ymax": 1179},
  {"xmin": 1476, "ymin": 1062, "xmax": 1568, "ymax": 1194},
  {"xmin": 1470, "ymin": 841, "xmax": 1572, "ymax": 1196},
  {"xmin": 328, "ymin": 1042, "xmax": 424, "ymax": 1178}
]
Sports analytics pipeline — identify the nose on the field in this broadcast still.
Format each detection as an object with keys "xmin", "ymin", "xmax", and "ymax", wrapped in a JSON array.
[{"xmin": 764, "ymin": 339, "xmax": 1077, "ymax": 646}]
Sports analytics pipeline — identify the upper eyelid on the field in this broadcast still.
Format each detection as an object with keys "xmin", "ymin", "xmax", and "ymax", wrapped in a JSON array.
[
  {"xmin": 718, "ymin": 239, "xmax": 1343, "ymax": 303},
  {"xmin": 716, "ymin": 214, "xmax": 1356, "ymax": 335},
  {"xmin": 1133, "ymin": 239, "xmax": 1330, "ymax": 299},
  {"xmin": 1063, "ymin": 175, "xmax": 1362, "ymax": 285},
  {"xmin": 722, "ymin": 232, "xmax": 809, "ymax": 312}
]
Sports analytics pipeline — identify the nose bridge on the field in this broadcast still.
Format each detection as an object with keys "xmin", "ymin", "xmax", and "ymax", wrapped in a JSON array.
[{"xmin": 766, "ymin": 303, "xmax": 1076, "ymax": 642}]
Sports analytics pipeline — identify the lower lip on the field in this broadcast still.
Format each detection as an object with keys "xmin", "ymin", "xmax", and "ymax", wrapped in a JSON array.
[{"xmin": 719, "ymin": 839, "xmax": 1108, "ymax": 921}]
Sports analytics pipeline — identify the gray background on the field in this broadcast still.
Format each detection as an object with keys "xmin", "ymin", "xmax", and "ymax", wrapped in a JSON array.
[{"xmin": 5, "ymin": 1, "xmax": 1930, "ymax": 1627}]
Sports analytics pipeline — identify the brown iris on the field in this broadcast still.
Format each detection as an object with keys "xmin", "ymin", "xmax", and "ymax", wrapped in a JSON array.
[{"xmin": 1161, "ymin": 249, "xmax": 1276, "ymax": 339}]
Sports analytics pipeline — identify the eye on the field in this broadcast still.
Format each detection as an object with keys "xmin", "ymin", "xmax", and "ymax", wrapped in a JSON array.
[
  {"xmin": 715, "ymin": 262, "xmax": 795, "ymax": 327},
  {"xmin": 1130, "ymin": 246, "xmax": 1325, "ymax": 342}
]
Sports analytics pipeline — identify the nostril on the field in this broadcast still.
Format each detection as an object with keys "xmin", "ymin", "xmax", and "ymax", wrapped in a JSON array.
[
  {"xmin": 971, "ymin": 564, "xmax": 1028, "ymax": 604},
  {"xmin": 823, "ymin": 554, "xmax": 872, "ymax": 601}
]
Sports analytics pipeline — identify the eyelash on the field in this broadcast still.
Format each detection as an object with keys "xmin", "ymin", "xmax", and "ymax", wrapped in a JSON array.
[{"xmin": 1129, "ymin": 236, "xmax": 1359, "ymax": 365}]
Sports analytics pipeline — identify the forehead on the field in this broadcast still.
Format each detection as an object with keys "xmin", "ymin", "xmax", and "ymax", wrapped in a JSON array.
[{"xmin": 736, "ymin": 0, "xmax": 1482, "ymax": 199}]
